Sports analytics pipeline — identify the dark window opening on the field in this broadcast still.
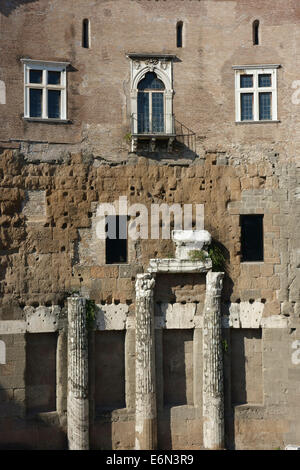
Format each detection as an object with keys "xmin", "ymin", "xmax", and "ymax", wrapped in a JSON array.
[
  {"xmin": 177, "ymin": 21, "xmax": 183, "ymax": 48},
  {"xmin": 240, "ymin": 215, "xmax": 264, "ymax": 262},
  {"xmin": 105, "ymin": 215, "xmax": 127, "ymax": 264},
  {"xmin": 253, "ymin": 20, "xmax": 259, "ymax": 45},
  {"xmin": 82, "ymin": 19, "xmax": 90, "ymax": 48},
  {"xmin": 137, "ymin": 72, "xmax": 165, "ymax": 134}
]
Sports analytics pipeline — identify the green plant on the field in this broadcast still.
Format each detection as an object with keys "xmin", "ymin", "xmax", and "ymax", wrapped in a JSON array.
[
  {"xmin": 222, "ymin": 339, "xmax": 229, "ymax": 353},
  {"xmin": 165, "ymin": 252, "xmax": 175, "ymax": 259},
  {"xmin": 124, "ymin": 132, "xmax": 132, "ymax": 144},
  {"xmin": 86, "ymin": 299, "xmax": 96, "ymax": 329},
  {"xmin": 188, "ymin": 249, "xmax": 208, "ymax": 262},
  {"xmin": 208, "ymin": 242, "xmax": 227, "ymax": 272}
]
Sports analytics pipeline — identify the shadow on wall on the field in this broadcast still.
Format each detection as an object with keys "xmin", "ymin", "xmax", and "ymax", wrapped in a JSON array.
[
  {"xmin": 0, "ymin": 0, "xmax": 39, "ymax": 16},
  {"xmin": 0, "ymin": 386, "xmax": 67, "ymax": 449}
]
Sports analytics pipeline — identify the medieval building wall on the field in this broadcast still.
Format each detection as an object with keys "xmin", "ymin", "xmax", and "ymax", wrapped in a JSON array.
[{"xmin": 0, "ymin": 0, "xmax": 299, "ymax": 450}]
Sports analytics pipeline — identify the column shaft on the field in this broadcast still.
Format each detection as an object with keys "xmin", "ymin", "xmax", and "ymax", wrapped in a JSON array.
[
  {"xmin": 203, "ymin": 272, "xmax": 225, "ymax": 449},
  {"xmin": 135, "ymin": 273, "xmax": 157, "ymax": 450},
  {"xmin": 67, "ymin": 296, "xmax": 89, "ymax": 450}
]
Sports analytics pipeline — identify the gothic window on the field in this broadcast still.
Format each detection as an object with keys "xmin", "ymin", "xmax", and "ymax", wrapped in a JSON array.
[{"xmin": 137, "ymin": 72, "xmax": 165, "ymax": 134}]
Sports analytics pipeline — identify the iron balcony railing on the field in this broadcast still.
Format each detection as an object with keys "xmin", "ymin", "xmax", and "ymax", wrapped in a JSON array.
[{"xmin": 131, "ymin": 113, "xmax": 175, "ymax": 135}]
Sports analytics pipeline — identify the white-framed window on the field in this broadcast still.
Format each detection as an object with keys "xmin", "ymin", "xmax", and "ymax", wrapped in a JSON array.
[
  {"xmin": 21, "ymin": 59, "xmax": 69, "ymax": 121},
  {"xmin": 233, "ymin": 65, "xmax": 280, "ymax": 122}
]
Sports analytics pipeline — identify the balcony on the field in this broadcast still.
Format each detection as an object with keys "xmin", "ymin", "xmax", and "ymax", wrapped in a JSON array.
[{"xmin": 130, "ymin": 113, "xmax": 176, "ymax": 152}]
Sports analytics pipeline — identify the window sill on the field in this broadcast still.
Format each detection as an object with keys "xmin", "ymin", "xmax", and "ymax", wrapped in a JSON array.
[
  {"xmin": 240, "ymin": 261, "xmax": 264, "ymax": 264},
  {"xmin": 235, "ymin": 120, "xmax": 280, "ymax": 125},
  {"xmin": 23, "ymin": 117, "xmax": 72, "ymax": 124}
]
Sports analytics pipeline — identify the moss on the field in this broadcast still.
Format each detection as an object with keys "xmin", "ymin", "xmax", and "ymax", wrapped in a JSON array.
[{"xmin": 86, "ymin": 299, "xmax": 96, "ymax": 329}]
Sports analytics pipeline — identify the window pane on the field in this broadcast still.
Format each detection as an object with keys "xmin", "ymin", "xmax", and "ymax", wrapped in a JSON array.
[
  {"xmin": 48, "ymin": 71, "xmax": 61, "ymax": 85},
  {"xmin": 259, "ymin": 74, "xmax": 271, "ymax": 87},
  {"xmin": 241, "ymin": 93, "xmax": 253, "ymax": 121},
  {"xmin": 138, "ymin": 72, "xmax": 165, "ymax": 90},
  {"xmin": 152, "ymin": 92, "xmax": 164, "ymax": 133},
  {"xmin": 240, "ymin": 75, "xmax": 253, "ymax": 88},
  {"xmin": 29, "ymin": 69, "xmax": 42, "ymax": 84},
  {"xmin": 138, "ymin": 91, "xmax": 149, "ymax": 133},
  {"xmin": 48, "ymin": 90, "xmax": 61, "ymax": 118},
  {"xmin": 29, "ymin": 88, "xmax": 42, "ymax": 117},
  {"xmin": 259, "ymin": 92, "xmax": 271, "ymax": 120}
]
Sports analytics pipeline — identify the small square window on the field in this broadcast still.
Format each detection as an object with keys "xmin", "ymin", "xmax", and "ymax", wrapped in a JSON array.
[
  {"xmin": 29, "ymin": 69, "xmax": 42, "ymax": 84},
  {"xmin": 240, "ymin": 215, "xmax": 264, "ymax": 262},
  {"xmin": 22, "ymin": 59, "xmax": 68, "ymax": 120},
  {"xmin": 48, "ymin": 71, "xmax": 61, "ymax": 85},
  {"xmin": 240, "ymin": 75, "xmax": 253, "ymax": 88},
  {"xmin": 258, "ymin": 74, "xmax": 271, "ymax": 87}
]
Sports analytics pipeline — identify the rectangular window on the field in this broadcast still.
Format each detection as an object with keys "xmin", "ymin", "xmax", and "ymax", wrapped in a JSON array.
[
  {"xmin": 234, "ymin": 66, "xmax": 278, "ymax": 122},
  {"xmin": 22, "ymin": 59, "xmax": 68, "ymax": 120},
  {"xmin": 105, "ymin": 215, "xmax": 127, "ymax": 264},
  {"xmin": 240, "ymin": 215, "xmax": 264, "ymax": 262},
  {"xmin": 259, "ymin": 92, "xmax": 271, "ymax": 120},
  {"xmin": 241, "ymin": 93, "xmax": 253, "ymax": 121}
]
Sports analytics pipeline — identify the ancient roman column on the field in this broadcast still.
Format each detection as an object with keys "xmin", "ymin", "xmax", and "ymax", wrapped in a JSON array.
[
  {"xmin": 203, "ymin": 271, "xmax": 225, "ymax": 450},
  {"xmin": 135, "ymin": 273, "xmax": 157, "ymax": 450},
  {"xmin": 67, "ymin": 296, "xmax": 89, "ymax": 450}
]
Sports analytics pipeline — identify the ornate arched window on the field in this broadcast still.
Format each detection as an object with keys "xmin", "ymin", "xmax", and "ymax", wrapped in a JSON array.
[{"xmin": 137, "ymin": 72, "xmax": 165, "ymax": 133}]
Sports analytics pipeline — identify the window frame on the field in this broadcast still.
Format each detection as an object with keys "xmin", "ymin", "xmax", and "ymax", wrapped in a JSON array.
[
  {"xmin": 21, "ymin": 59, "xmax": 69, "ymax": 121},
  {"xmin": 233, "ymin": 65, "xmax": 279, "ymax": 123},
  {"xmin": 127, "ymin": 54, "xmax": 175, "ymax": 137}
]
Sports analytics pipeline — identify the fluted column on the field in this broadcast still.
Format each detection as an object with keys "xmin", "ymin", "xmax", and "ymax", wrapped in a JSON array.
[
  {"xmin": 67, "ymin": 296, "xmax": 89, "ymax": 450},
  {"xmin": 135, "ymin": 273, "xmax": 157, "ymax": 450},
  {"xmin": 203, "ymin": 272, "xmax": 224, "ymax": 449}
]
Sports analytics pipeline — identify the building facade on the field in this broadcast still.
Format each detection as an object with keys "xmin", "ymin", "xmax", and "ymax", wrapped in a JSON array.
[{"xmin": 0, "ymin": 0, "xmax": 299, "ymax": 449}]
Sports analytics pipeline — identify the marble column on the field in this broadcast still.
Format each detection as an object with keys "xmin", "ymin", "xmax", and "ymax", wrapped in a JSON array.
[
  {"xmin": 135, "ymin": 273, "xmax": 157, "ymax": 450},
  {"xmin": 203, "ymin": 271, "xmax": 225, "ymax": 449},
  {"xmin": 67, "ymin": 296, "xmax": 89, "ymax": 450}
]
